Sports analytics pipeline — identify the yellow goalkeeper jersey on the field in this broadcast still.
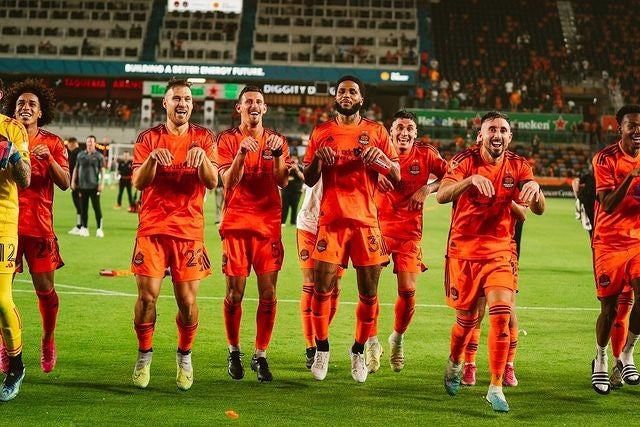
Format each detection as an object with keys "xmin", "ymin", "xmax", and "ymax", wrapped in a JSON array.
[{"xmin": 0, "ymin": 114, "xmax": 30, "ymax": 237}]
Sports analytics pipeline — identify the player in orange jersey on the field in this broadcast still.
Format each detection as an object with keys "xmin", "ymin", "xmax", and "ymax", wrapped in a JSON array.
[
  {"xmin": 130, "ymin": 78, "xmax": 218, "ymax": 391},
  {"xmin": 365, "ymin": 110, "xmax": 446, "ymax": 374},
  {"xmin": 2, "ymin": 79, "xmax": 69, "ymax": 375},
  {"xmin": 0, "ymin": 77, "xmax": 31, "ymax": 402},
  {"xmin": 591, "ymin": 104, "xmax": 640, "ymax": 395},
  {"xmin": 437, "ymin": 111, "xmax": 544, "ymax": 412},
  {"xmin": 303, "ymin": 75, "xmax": 400, "ymax": 383},
  {"xmin": 217, "ymin": 86, "xmax": 290, "ymax": 382}
]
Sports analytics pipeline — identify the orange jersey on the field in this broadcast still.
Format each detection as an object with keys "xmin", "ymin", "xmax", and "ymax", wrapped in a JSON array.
[
  {"xmin": 592, "ymin": 141, "xmax": 640, "ymax": 250},
  {"xmin": 217, "ymin": 127, "xmax": 290, "ymax": 238},
  {"xmin": 18, "ymin": 128, "xmax": 69, "ymax": 237},
  {"xmin": 376, "ymin": 143, "xmax": 446, "ymax": 240},
  {"xmin": 443, "ymin": 146, "xmax": 534, "ymax": 260},
  {"xmin": 133, "ymin": 123, "xmax": 217, "ymax": 240},
  {"xmin": 303, "ymin": 117, "xmax": 398, "ymax": 227}
]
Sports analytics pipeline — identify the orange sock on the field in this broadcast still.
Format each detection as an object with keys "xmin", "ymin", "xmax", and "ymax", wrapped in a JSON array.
[
  {"xmin": 369, "ymin": 298, "xmax": 380, "ymax": 338},
  {"xmin": 507, "ymin": 324, "xmax": 518, "ymax": 364},
  {"xmin": 329, "ymin": 287, "xmax": 340, "ymax": 325},
  {"xmin": 255, "ymin": 298, "xmax": 277, "ymax": 350},
  {"xmin": 612, "ymin": 291, "xmax": 633, "ymax": 359},
  {"xmin": 223, "ymin": 297, "xmax": 242, "ymax": 347},
  {"xmin": 176, "ymin": 316, "xmax": 198, "ymax": 352},
  {"xmin": 36, "ymin": 288, "xmax": 59, "ymax": 342},
  {"xmin": 355, "ymin": 294, "xmax": 378, "ymax": 345},
  {"xmin": 394, "ymin": 289, "xmax": 416, "ymax": 335},
  {"xmin": 134, "ymin": 322, "xmax": 155, "ymax": 352},
  {"xmin": 301, "ymin": 283, "xmax": 315, "ymax": 348},
  {"xmin": 464, "ymin": 328, "xmax": 481, "ymax": 364},
  {"xmin": 311, "ymin": 290, "xmax": 332, "ymax": 341},
  {"xmin": 488, "ymin": 302, "xmax": 511, "ymax": 386},
  {"xmin": 450, "ymin": 314, "xmax": 478, "ymax": 363}
]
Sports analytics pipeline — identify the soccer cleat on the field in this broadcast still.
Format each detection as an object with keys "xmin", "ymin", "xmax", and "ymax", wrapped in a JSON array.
[
  {"xmin": 250, "ymin": 355, "xmax": 273, "ymax": 382},
  {"xmin": 350, "ymin": 352, "xmax": 368, "ymax": 383},
  {"xmin": 503, "ymin": 364, "xmax": 518, "ymax": 387},
  {"xmin": 365, "ymin": 340, "xmax": 383, "ymax": 373},
  {"xmin": 591, "ymin": 359, "xmax": 610, "ymax": 395},
  {"xmin": 461, "ymin": 363, "xmax": 476, "ymax": 386},
  {"xmin": 311, "ymin": 350, "xmax": 330, "ymax": 380},
  {"xmin": 132, "ymin": 352, "xmax": 152, "ymax": 389},
  {"xmin": 96, "ymin": 228, "xmax": 104, "ymax": 238},
  {"xmin": 388, "ymin": 334, "xmax": 405, "ymax": 372},
  {"xmin": 0, "ymin": 343, "xmax": 8, "ymax": 375},
  {"xmin": 114, "ymin": 204, "xmax": 121, "ymax": 209},
  {"xmin": 78, "ymin": 227, "xmax": 89, "ymax": 237},
  {"xmin": 305, "ymin": 347, "xmax": 316, "ymax": 369},
  {"xmin": 41, "ymin": 339, "xmax": 57, "ymax": 373},
  {"xmin": 0, "ymin": 367, "xmax": 26, "ymax": 402},
  {"xmin": 611, "ymin": 360, "xmax": 624, "ymax": 389},
  {"xmin": 485, "ymin": 388, "xmax": 510, "ymax": 412},
  {"xmin": 227, "ymin": 350, "xmax": 244, "ymax": 380},
  {"xmin": 68, "ymin": 227, "xmax": 82, "ymax": 235},
  {"xmin": 444, "ymin": 358, "xmax": 463, "ymax": 396},
  {"xmin": 176, "ymin": 352, "xmax": 193, "ymax": 391}
]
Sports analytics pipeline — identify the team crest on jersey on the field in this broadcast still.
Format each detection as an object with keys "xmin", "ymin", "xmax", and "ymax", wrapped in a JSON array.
[
  {"xmin": 358, "ymin": 132, "xmax": 370, "ymax": 145},
  {"xmin": 502, "ymin": 174, "xmax": 515, "ymax": 189},
  {"xmin": 450, "ymin": 287, "xmax": 459, "ymax": 301},
  {"xmin": 316, "ymin": 239, "xmax": 327, "ymax": 252},
  {"xmin": 598, "ymin": 274, "xmax": 611, "ymax": 288},
  {"xmin": 262, "ymin": 149, "xmax": 274, "ymax": 160},
  {"xmin": 409, "ymin": 162, "xmax": 421, "ymax": 175},
  {"xmin": 300, "ymin": 249, "xmax": 310, "ymax": 261},
  {"xmin": 133, "ymin": 251, "xmax": 144, "ymax": 266}
]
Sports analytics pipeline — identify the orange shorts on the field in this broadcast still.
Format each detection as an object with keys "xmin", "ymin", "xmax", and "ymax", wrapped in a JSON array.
[
  {"xmin": 312, "ymin": 224, "xmax": 389, "ymax": 268},
  {"xmin": 384, "ymin": 235, "xmax": 427, "ymax": 274},
  {"xmin": 297, "ymin": 228, "xmax": 345, "ymax": 278},
  {"xmin": 16, "ymin": 235, "xmax": 64, "ymax": 274},
  {"xmin": 0, "ymin": 235, "xmax": 18, "ymax": 275},
  {"xmin": 222, "ymin": 232, "xmax": 284, "ymax": 277},
  {"xmin": 445, "ymin": 256, "xmax": 515, "ymax": 310},
  {"xmin": 131, "ymin": 235, "xmax": 211, "ymax": 282},
  {"xmin": 593, "ymin": 245, "xmax": 640, "ymax": 299}
]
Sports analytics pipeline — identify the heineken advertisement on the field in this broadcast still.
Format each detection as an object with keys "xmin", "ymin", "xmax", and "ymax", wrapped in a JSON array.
[
  {"xmin": 407, "ymin": 109, "xmax": 582, "ymax": 132},
  {"xmin": 142, "ymin": 81, "xmax": 245, "ymax": 100}
]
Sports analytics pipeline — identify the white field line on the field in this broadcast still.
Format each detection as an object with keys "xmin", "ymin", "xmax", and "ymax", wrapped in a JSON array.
[{"xmin": 13, "ymin": 279, "xmax": 598, "ymax": 312}]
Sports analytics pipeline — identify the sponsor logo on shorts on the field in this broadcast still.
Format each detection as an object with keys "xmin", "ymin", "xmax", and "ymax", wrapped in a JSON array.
[
  {"xmin": 316, "ymin": 239, "xmax": 327, "ymax": 252},
  {"xmin": 367, "ymin": 235, "xmax": 380, "ymax": 253},
  {"xmin": 358, "ymin": 132, "xmax": 370, "ymax": 145},
  {"xmin": 502, "ymin": 174, "xmax": 515, "ymax": 189},
  {"xmin": 222, "ymin": 254, "xmax": 228, "ymax": 267},
  {"xmin": 300, "ymin": 249, "xmax": 310, "ymax": 261},
  {"xmin": 262, "ymin": 149, "xmax": 274, "ymax": 160},
  {"xmin": 598, "ymin": 274, "xmax": 611, "ymax": 288},
  {"xmin": 133, "ymin": 251, "xmax": 144, "ymax": 266},
  {"xmin": 450, "ymin": 287, "xmax": 459, "ymax": 301}
]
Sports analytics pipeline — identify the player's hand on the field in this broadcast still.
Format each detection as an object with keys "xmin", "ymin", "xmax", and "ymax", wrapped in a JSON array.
[
  {"xmin": 377, "ymin": 174, "xmax": 394, "ymax": 192},
  {"xmin": 0, "ymin": 140, "xmax": 20, "ymax": 169},
  {"xmin": 32, "ymin": 144, "xmax": 51, "ymax": 161},
  {"xmin": 149, "ymin": 148, "xmax": 173, "ymax": 166},
  {"xmin": 314, "ymin": 146, "xmax": 336, "ymax": 166},
  {"xmin": 238, "ymin": 136, "xmax": 259, "ymax": 155},
  {"xmin": 520, "ymin": 180, "xmax": 541, "ymax": 203},
  {"xmin": 360, "ymin": 147, "xmax": 384, "ymax": 166},
  {"xmin": 470, "ymin": 174, "xmax": 495, "ymax": 197},
  {"xmin": 265, "ymin": 133, "xmax": 284, "ymax": 151},
  {"xmin": 408, "ymin": 186, "xmax": 430, "ymax": 211},
  {"xmin": 186, "ymin": 146, "xmax": 206, "ymax": 168}
]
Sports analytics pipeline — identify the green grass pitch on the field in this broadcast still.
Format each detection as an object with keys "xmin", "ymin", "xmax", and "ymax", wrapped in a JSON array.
[{"xmin": 3, "ymin": 185, "xmax": 637, "ymax": 425}]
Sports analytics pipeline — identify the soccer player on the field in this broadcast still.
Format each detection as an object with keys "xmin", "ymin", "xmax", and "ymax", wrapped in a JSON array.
[
  {"xmin": 70, "ymin": 135, "xmax": 105, "ymax": 237},
  {"xmin": 217, "ymin": 86, "xmax": 290, "ymax": 382},
  {"xmin": 0, "ymin": 77, "xmax": 31, "ymax": 401},
  {"xmin": 365, "ymin": 110, "xmax": 446, "ymax": 373},
  {"xmin": 591, "ymin": 104, "xmax": 640, "ymax": 395},
  {"xmin": 3, "ymin": 78, "xmax": 70, "ymax": 374},
  {"xmin": 297, "ymin": 181, "xmax": 342, "ymax": 368},
  {"xmin": 130, "ymin": 77, "xmax": 217, "ymax": 391},
  {"xmin": 437, "ymin": 111, "xmax": 544, "ymax": 412},
  {"xmin": 303, "ymin": 75, "xmax": 400, "ymax": 383}
]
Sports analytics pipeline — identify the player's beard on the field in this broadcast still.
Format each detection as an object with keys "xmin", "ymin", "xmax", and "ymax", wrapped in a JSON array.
[{"xmin": 334, "ymin": 101, "xmax": 361, "ymax": 117}]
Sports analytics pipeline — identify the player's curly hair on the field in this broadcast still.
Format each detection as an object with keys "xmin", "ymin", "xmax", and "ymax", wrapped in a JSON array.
[
  {"xmin": 4, "ymin": 78, "xmax": 56, "ymax": 127},
  {"xmin": 615, "ymin": 104, "xmax": 640, "ymax": 126}
]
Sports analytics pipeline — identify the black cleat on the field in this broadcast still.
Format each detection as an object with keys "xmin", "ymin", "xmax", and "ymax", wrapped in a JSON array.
[
  {"xmin": 251, "ymin": 356, "xmax": 273, "ymax": 382},
  {"xmin": 227, "ymin": 351, "xmax": 244, "ymax": 380},
  {"xmin": 305, "ymin": 347, "xmax": 316, "ymax": 369}
]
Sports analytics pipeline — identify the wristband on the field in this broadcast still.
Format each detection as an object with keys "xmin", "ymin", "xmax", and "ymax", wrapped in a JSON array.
[
  {"xmin": 9, "ymin": 151, "xmax": 21, "ymax": 165},
  {"xmin": 271, "ymin": 148, "xmax": 283, "ymax": 158}
]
